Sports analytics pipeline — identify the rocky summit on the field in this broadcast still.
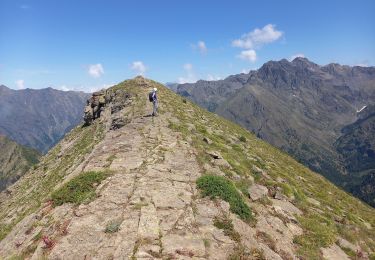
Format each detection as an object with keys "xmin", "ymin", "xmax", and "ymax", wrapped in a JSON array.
[{"xmin": 0, "ymin": 77, "xmax": 374, "ymax": 259}]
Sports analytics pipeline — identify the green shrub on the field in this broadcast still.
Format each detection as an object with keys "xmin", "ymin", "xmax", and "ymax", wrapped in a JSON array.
[
  {"xmin": 196, "ymin": 175, "xmax": 252, "ymax": 221},
  {"xmin": 239, "ymin": 136, "xmax": 247, "ymax": 142},
  {"xmin": 51, "ymin": 171, "xmax": 108, "ymax": 206}
]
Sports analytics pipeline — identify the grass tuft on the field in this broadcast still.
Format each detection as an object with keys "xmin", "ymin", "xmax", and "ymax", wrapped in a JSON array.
[
  {"xmin": 196, "ymin": 175, "xmax": 253, "ymax": 222},
  {"xmin": 294, "ymin": 213, "xmax": 337, "ymax": 259},
  {"xmin": 105, "ymin": 220, "xmax": 121, "ymax": 233},
  {"xmin": 51, "ymin": 171, "xmax": 108, "ymax": 206}
]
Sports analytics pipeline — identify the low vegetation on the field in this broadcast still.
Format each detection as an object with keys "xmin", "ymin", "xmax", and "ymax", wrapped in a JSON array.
[
  {"xmin": 51, "ymin": 171, "xmax": 108, "ymax": 206},
  {"xmin": 294, "ymin": 213, "xmax": 337, "ymax": 259},
  {"xmin": 213, "ymin": 216, "xmax": 241, "ymax": 242},
  {"xmin": 105, "ymin": 220, "xmax": 122, "ymax": 233},
  {"xmin": 197, "ymin": 174, "xmax": 253, "ymax": 222}
]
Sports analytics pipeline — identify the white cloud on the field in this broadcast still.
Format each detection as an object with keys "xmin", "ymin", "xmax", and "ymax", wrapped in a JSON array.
[
  {"xmin": 88, "ymin": 63, "xmax": 104, "ymax": 78},
  {"xmin": 232, "ymin": 24, "xmax": 283, "ymax": 49},
  {"xmin": 191, "ymin": 41, "xmax": 208, "ymax": 54},
  {"xmin": 178, "ymin": 63, "xmax": 197, "ymax": 84},
  {"xmin": 88, "ymin": 83, "xmax": 114, "ymax": 93},
  {"xmin": 131, "ymin": 61, "xmax": 147, "ymax": 76},
  {"xmin": 241, "ymin": 69, "xmax": 249, "ymax": 74},
  {"xmin": 289, "ymin": 53, "xmax": 305, "ymax": 61},
  {"xmin": 60, "ymin": 85, "xmax": 70, "ymax": 91},
  {"xmin": 237, "ymin": 49, "xmax": 257, "ymax": 62},
  {"xmin": 15, "ymin": 79, "xmax": 25, "ymax": 89}
]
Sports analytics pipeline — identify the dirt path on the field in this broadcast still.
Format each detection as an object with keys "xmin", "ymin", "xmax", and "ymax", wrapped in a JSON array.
[{"xmin": 42, "ymin": 95, "xmax": 235, "ymax": 259}]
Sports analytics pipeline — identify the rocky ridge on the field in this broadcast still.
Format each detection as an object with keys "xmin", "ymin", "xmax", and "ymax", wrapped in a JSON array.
[{"xmin": 0, "ymin": 77, "xmax": 374, "ymax": 259}]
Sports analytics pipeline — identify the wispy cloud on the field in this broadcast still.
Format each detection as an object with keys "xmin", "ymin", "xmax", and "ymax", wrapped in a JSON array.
[
  {"xmin": 88, "ymin": 64, "xmax": 104, "ymax": 78},
  {"xmin": 356, "ymin": 63, "xmax": 369, "ymax": 67},
  {"xmin": 15, "ymin": 79, "xmax": 25, "ymax": 89},
  {"xmin": 56, "ymin": 83, "xmax": 114, "ymax": 92},
  {"xmin": 237, "ymin": 50, "xmax": 257, "ymax": 62},
  {"xmin": 289, "ymin": 53, "xmax": 305, "ymax": 61},
  {"xmin": 178, "ymin": 63, "xmax": 197, "ymax": 84},
  {"xmin": 131, "ymin": 61, "xmax": 147, "ymax": 76},
  {"xmin": 191, "ymin": 41, "xmax": 208, "ymax": 54},
  {"xmin": 232, "ymin": 24, "xmax": 283, "ymax": 49}
]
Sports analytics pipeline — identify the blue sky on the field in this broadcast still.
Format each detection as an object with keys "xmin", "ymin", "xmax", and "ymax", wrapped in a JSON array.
[{"xmin": 0, "ymin": 0, "xmax": 374, "ymax": 91}]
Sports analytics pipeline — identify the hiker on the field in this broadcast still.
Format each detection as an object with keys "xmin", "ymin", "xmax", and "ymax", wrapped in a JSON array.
[{"xmin": 150, "ymin": 88, "xmax": 158, "ymax": 116}]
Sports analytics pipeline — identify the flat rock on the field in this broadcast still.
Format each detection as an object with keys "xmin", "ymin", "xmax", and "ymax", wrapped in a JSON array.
[
  {"xmin": 162, "ymin": 234, "xmax": 206, "ymax": 258},
  {"xmin": 138, "ymin": 204, "xmax": 159, "ymax": 240},
  {"xmin": 271, "ymin": 199, "xmax": 303, "ymax": 216},
  {"xmin": 337, "ymin": 237, "xmax": 359, "ymax": 252},
  {"xmin": 321, "ymin": 244, "xmax": 350, "ymax": 260},
  {"xmin": 307, "ymin": 197, "xmax": 321, "ymax": 206},
  {"xmin": 203, "ymin": 137, "xmax": 213, "ymax": 145},
  {"xmin": 248, "ymin": 184, "xmax": 268, "ymax": 201},
  {"xmin": 212, "ymin": 158, "xmax": 232, "ymax": 169}
]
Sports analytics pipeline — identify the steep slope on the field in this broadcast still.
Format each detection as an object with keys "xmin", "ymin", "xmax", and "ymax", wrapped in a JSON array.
[
  {"xmin": 0, "ymin": 135, "xmax": 40, "ymax": 192},
  {"xmin": 335, "ymin": 104, "xmax": 375, "ymax": 206},
  {"xmin": 176, "ymin": 58, "xmax": 375, "ymax": 205},
  {"xmin": 0, "ymin": 85, "xmax": 89, "ymax": 153},
  {"xmin": 0, "ymin": 77, "xmax": 374, "ymax": 259}
]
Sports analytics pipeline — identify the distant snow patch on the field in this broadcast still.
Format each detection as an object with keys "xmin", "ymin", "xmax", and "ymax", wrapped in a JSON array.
[{"xmin": 357, "ymin": 105, "xmax": 367, "ymax": 113}]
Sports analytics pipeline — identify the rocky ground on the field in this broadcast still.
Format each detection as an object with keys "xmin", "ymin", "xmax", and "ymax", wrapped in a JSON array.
[{"xmin": 0, "ymin": 77, "xmax": 373, "ymax": 259}]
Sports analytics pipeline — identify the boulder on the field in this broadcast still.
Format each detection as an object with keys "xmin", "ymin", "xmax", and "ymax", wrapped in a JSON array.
[
  {"xmin": 203, "ymin": 137, "xmax": 212, "ymax": 145},
  {"xmin": 337, "ymin": 237, "xmax": 359, "ymax": 253},
  {"xmin": 207, "ymin": 150, "xmax": 222, "ymax": 159},
  {"xmin": 248, "ymin": 184, "xmax": 268, "ymax": 201},
  {"xmin": 321, "ymin": 244, "xmax": 350, "ymax": 260}
]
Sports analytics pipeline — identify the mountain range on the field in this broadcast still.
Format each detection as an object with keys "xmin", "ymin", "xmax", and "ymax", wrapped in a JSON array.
[
  {"xmin": 0, "ymin": 85, "xmax": 89, "ymax": 154},
  {"xmin": 0, "ymin": 77, "xmax": 374, "ymax": 259},
  {"xmin": 176, "ymin": 57, "xmax": 375, "ymax": 206}
]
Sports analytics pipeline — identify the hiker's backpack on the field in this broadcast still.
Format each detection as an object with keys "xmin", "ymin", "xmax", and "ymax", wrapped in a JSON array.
[{"xmin": 148, "ymin": 92, "xmax": 154, "ymax": 102}]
